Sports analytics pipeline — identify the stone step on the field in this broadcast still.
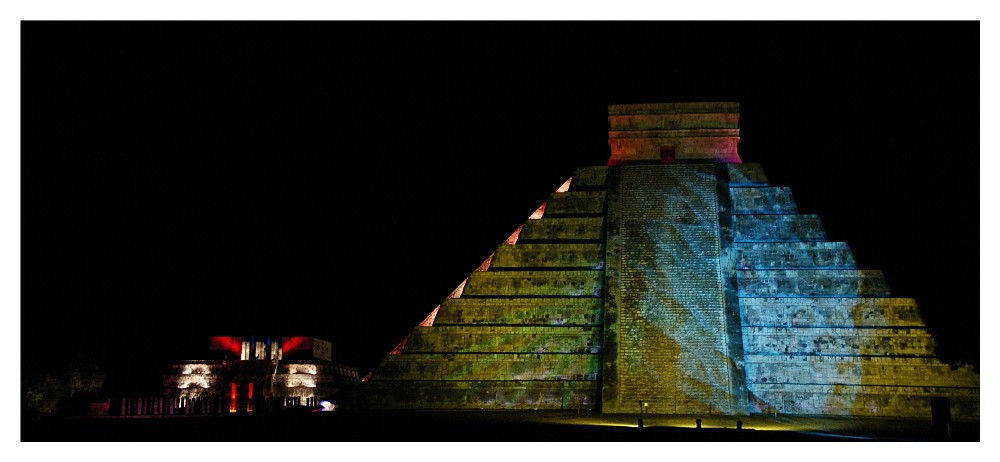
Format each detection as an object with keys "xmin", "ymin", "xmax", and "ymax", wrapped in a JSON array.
[
  {"xmin": 519, "ymin": 217, "xmax": 605, "ymax": 241},
  {"xmin": 737, "ymin": 269, "xmax": 891, "ymax": 297},
  {"xmin": 491, "ymin": 243, "xmax": 604, "ymax": 269},
  {"xmin": 436, "ymin": 298, "xmax": 602, "ymax": 326},
  {"xmin": 404, "ymin": 326, "xmax": 601, "ymax": 354},
  {"xmin": 352, "ymin": 380, "xmax": 598, "ymax": 410},
  {"xmin": 740, "ymin": 297, "xmax": 925, "ymax": 328},
  {"xmin": 545, "ymin": 191, "xmax": 606, "ymax": 215},
  {"xmin": 727, "ymin": 163, "xmax": 769, "ymax": 186},
  {"xmin": 370, "ymin": 353, "xmax": 600, "ymax": 381},
  {"xmin": 742, "ymin": 326, "xmax": 936, "ymax": 356},
  {"xmin": 729, "ymin": 187, "xmax": 798, "ymax": 214},
  {"xmin": 464, "ymin": 270, "xmax": 603, "ymax": 297},
  {"xmin": 733, "ymin": 214, "xmax": 827, "ymax": 242},
  {"xmin": 747, "ymin": 383, "xmax": 979, "ymax": 419},
  {"xmin": 733, "ymin": 242, "xmax": 856, "ymax": 269},
  {"xmin": 745, "ymin": 355, "xmax": 981, "ymax": 388},
  {"xmin": 569, "ymin": 166, "xmax": 608, "ymax": 189}
]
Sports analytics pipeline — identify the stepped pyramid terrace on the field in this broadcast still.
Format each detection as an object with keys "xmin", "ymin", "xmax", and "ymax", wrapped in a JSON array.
[{"xmin": 349, "ymin": 102, "xmax": 979, "ymax": 422}]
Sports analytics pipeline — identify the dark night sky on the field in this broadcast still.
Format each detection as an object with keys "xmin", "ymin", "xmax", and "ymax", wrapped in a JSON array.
[{"xmin": 21, "ymin": 21, "xmax": 979, "ymax": 396}]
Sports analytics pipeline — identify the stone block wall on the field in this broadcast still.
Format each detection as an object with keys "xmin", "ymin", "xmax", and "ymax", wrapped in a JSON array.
[
  {"xmin": 727, "ymin": 163, "xmax": 768, "ymax": 186},
  {"xmin": 608, "ymin": 112, "xmax": 740, "ymax": 131},
  {"xmin": 607, "ymin": 103, "xmax": 741, "ymax": 164},
  {"xmin": 729, "ymin": 165, "xmax": 979, "ymax": 419},
  {"xmin": 369, "ymin": 353, "xmax": 600, "ymax": 381},
  {"xmin": 491, "ymin": 243, "xmax": 603, "ymax": 269},
  {"xmin": 734, "ymin": 242, "xmax": 857, "ymax": 269},
  {"xmin": 519, "ymin": 217, "xmax": 604, "ymax": 241},
  {"xmin": 404, "ymin": 326, "xmax": 601, "ymax": 354},
  {"xmin": 733, "ymin": 214, "xmax": 827, "ymax": 242},
  {"xmin": 353, "ymin": 381, "xmax": 598, "ymax": 410},
  {"xmin": 740, "ymin": 297, "xmax": 926, "ymax": 328},
  {"xmin": 463, "ymin": 270, "xmax": 603, "ymax": 297},
  {"xmin": 434, "ymin": 298, "xmax": 603, "ymax": 326},
  {"xmin": 571, "ymin": 166, "xmax": 609, "ymax": 188},
  {"xmin": 729, "ymin": 187, "xmax": 797, "ymax": 214},
  {"xmin": 737, "ymin": 270, "xmax": 892, "ymax": 297},
  {"xmin": 545, "ymin": 191, "xmax": 606, "ymax": 215}
]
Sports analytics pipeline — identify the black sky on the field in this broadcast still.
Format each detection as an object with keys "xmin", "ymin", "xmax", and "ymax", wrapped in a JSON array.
[{"xmin": 21, "ymin": 21, "xmax": 979, "ymax": 395}]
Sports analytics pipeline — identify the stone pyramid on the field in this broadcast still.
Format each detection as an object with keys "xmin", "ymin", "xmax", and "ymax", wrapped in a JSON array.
[{"xmin": 352, "ymin": 103, "xmax": 979, "ymax": 420}]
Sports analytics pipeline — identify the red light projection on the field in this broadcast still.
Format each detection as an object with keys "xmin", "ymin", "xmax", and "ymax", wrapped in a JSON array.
[
  {"xmin": 447, "ymin": 279, "xmax": 467, "ymax": 299},
  {"xmin": 247, "ymin": 382, "xmax": 254, "ymax": 412},
  {"xmin": 475, "ymin": 253, "xmax": 494, "ymax": 272},
  {"xmin": 281, "ymin": 337, "xmax": 312, "ymax": 354},
  {"xmin": 505, "ymin": 224, "xmax": 523, "ymax": 245},
  {"xmin": 529, "ymin": 202, "xmax": 547, "ymax": 219},
  {"xmin": 208, "ymin": 336, "xmax": 242, "ymax": 356},
  {"xmin": 556, "ymin": 177, "xmax": 572, "ymax": 193},
  {"xmin": 229, "ymin": 383, "xmax": 237, "ymax": 413},
  {"xmin": 419, "ymin": 306, "xmax": 440, "ymax": 327},
  {"xmin": 389, "ymin": 335, "xmax": 410, "ymax": 355}
]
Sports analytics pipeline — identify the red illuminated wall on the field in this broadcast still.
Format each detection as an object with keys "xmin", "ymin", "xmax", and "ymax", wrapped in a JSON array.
[{"xmin": 208, "ymin": 336, "xmax": 242, "ymax": 356}]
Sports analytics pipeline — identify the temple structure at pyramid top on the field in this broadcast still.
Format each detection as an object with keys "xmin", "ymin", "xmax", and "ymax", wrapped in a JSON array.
[
  {"xmin": 607, "ymin": 102, "xmax": 741, "ymax": 164},
  {"xmin": 349, "ymin": 102, "xmax": 979, "ymax": 423}
]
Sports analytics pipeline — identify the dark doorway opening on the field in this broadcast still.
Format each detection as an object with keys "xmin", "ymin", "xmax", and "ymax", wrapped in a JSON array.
[{"xmin": 660, "ymin": 146, "xmax": 676, "ymax": 164}]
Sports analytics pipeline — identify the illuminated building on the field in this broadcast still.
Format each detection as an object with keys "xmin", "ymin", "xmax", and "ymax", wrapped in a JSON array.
[
  {"xmin": 352, "ymin": 103, "xmax": 979, "ymax": 422},
  {"xmin": 118, "ymin": 336, "xmax": 359, "ymax": 416}
]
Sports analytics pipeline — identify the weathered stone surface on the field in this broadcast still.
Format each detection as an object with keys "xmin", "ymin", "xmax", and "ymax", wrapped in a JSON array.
[
  {"xmin": 570, "ymin": 166, "xmax": 608, "ymax": 188},
  {"xmin": 608, "ymin": 102, "xmax": 741, "ymax": 116},
  {"xmin": 405, "ymin": 326, "xmax": 602, "ymax": 354},
  {"xmin": 608, "ymin": 103, "xmax": 741, "ymax": 164},
  {"xmin": 733, "ymin": 214, "xmax": 827, "ymax": 242},
  {"xmin": 599, "ymin": 166, "xmax": 624, "ymax": 413},
  {"xmin": 519, "ymin": 217, "xmax": 604, "ymax": 241},
  {"xmin": 435, "ymin": 298, "xmax": 603, "ymax": 326},
  {"xmin": 737, "ymin": 269, "xmax": 891, "ymax": 297},
  {"xmin": 609, "ymin": 133, "xmax": 741, "ymax": 164},
  {"xmin": 733, "ymin": 242, "xmax": 857, "ymax": 269},
  {"xmin": 729, "ymin": 187, "xmax": 797, "ymax": 214},
  {"xmin": 740, "ymin": 297, "xmax": 926, "ymax": 327},
  {"xmin": 745, "ymin": 355, "xmax": 980, "ymax": 388},
  {"xmin": 463, "ymin": 270, "xmax": 603, "ymax": 297},
  {"xmin": 727, "ymin": 163, "xmax": 768, "ymax": 186},
  {"xmin": 371, "ymin": 353, "xmax": 600, "ymax": 381},
  {"xmin": 351, "ymin": 380, "xmax": 598, "ymax": 410},
  {"xmin": 742, "ymin": 326, "xmax": 936, "ymax": 356},
  {"xmin": 609, "ymin": 112, "xmax": 740, "ymax": 131},
  {"xmin": 747, "ymin": 383, "xmax": 979, "ymax": 419},
  {"xmin": 545, "ymin": 191, "xmax": 606, "ymax": 215},
  {"xmin": 491, "ymin": 243, "xmax": 604, "ymax": 269}
]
